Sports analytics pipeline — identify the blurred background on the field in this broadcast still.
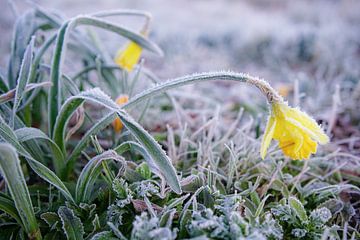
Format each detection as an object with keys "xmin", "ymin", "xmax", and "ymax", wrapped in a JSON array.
[{"xmin": 1, "ymin": 0, "xmax": 360, "ymax": 153}]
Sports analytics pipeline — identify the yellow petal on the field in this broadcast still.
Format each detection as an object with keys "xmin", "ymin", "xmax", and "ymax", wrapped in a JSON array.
[
  {"xmin": 114, "ymin": 42, "xmax": 142, "ymax": 72},
  {"xmin": 260, "ymin": 115, "xmax": 276, "ymax": 159},
  {"xmin": 285, "ymin": 107, "xmax": 329, "ymax": 144}
]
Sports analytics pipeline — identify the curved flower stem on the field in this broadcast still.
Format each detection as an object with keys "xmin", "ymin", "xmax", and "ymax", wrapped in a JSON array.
[{"xmin": 123, "ymin": 71, "xmax": 283, "ymax": 110}]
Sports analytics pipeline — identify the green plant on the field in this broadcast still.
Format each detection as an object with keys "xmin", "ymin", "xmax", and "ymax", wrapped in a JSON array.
[{"xmin": 0, "ymin": 4, "xmax": 359, "ymax": 240}]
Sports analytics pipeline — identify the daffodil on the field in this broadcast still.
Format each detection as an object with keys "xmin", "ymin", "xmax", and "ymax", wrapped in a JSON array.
[
  {"xmin": 260, "ymin": 101, "xmax": 329, "ymax": 160},
  {"xmin": 112, "ymin": 95, "xmax": 129, "ymax": 133},
  {"xmin": 114, "ymin": 41, "xmax": 143, "ymax": 72}
]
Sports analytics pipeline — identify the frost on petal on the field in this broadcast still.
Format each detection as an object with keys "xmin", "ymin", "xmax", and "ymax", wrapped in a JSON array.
[
  {"xmin": 286, "ymin": 108, "xmax": 329, "ymax": 144},
  {"xmin": 261, "ymin": 116, "xmax": 276, "ymax": 159}
]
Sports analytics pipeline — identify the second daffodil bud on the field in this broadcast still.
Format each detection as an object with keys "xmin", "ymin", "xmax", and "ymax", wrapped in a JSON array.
[{"xmin": 112, "ymin": 95, "xmax": 129, "ymax": 133}]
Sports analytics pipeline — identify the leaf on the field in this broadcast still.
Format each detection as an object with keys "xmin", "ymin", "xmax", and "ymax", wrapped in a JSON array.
[
  {"xmin": 67, "ymin": 111, "xmax": 116, "ymax": 164},
  {"xmin": 254, "ymin": 194, "xmax": 271, "ymax": 218},
  {"xmin": 0, "ymin": 82, "xmax": 52, "ymax": 104},
  {"xmin": 114, "ymin": 141, "xmax": 162, "ymax": 177},
  {"xmin": 0, "ymin": 71, "xmax": 9, "ymax": 93},
  {"xmin": 0, "ymin": 143, "xmax": 41, "ymax": 239},
  {"xmin": 0, "ymin": 115, "xmax": 75, "ymax": 203},
  {"xmin": 75, "ymin": 150, "xmax": 125, "ymax": 203},
  {"xmin": 0, "ymin": 192, "xmax": 22, "ymax": 225},
  {"xmin": 48, "ymin": 15, "xmax": 162, "ymax": 134},
  {"xmin": 58, "ymin": 206, "xmax": 84, "ymax": 240},
  {"xmin": 159, "ymin": 209, "xmax": 176, "ymax": 228},
  {"xmin": 289, "ymin": 196, "xmax": 308, "ymax": 222},
  {"xmin": 136, "ymin": 162, "xmax": 152, "ymax": 179},
  {"xmin": 55, "ymin": 89, "xmax": 181, "ymax": 194},
  {"xmin": 0, "ymin": 104, "xmax": 45, "ymax": 163},
  {"xmin": 318, "ymin": 199, "xmax": 344, "ymax": 215},
  {"xmin": 7, "ymin": 10, "xmax": 37, "ymax": 89},
  {"xmin": 91, "ymin": 231, "xmax": 118, "ymax": 240},
  {"xmin": 11, "ymin": 37, "xmax": 34, "ymax": 126},
  {"xmin": 40, "ymin": 212, "xmax": 61, "ymax": 231},
  {"xmin": 15, "ymin": 127, "xmax": 65, "ymax": 174}
]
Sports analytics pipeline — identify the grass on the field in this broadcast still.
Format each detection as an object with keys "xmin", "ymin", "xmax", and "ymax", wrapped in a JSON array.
[{"xmin": 0, "ymin": 3, "xmax": 359, "ymax": 240}]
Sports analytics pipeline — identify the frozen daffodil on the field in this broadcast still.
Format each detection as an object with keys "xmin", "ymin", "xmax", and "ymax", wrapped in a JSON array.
[
  {"xmin": 245, "ymin": 76, "xmax": 329, "ymax": 160},
  {"xmin": 260, "ymin": 101, "xmax": 329, "ymax": 160},
  {"xmin": 112, "ymin": 95, "xmax": 129, "ymax": 133}
]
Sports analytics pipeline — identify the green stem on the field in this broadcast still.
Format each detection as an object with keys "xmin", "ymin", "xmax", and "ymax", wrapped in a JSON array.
[{"xmin": 123, "ymin": 71, "xmax": 282, "ymax": 110}]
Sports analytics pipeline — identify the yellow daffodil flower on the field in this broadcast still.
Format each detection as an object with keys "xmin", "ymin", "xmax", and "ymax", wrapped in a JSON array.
[
  {"xmin": 114, "ymin": 41, "xmax": 142, "ymax": 72},
  {"xmin": 112, "ymin": 95, "xmax": 129, "ymax": 133},
  {"xmin": 260, "ymin": 101, "xmax": 329, "ymax": 160}
]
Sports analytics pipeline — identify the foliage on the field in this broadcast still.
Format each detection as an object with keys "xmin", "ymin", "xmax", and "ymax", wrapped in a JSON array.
[{"xmin": 0, "ymin": 3, "xmax": 359, "ymax": 240}]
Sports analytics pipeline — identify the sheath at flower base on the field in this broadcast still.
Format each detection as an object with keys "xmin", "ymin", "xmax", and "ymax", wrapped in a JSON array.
[
  {"xmin": 112, "ymin": 95, "xmax": 129, "ymax": 133},
  {"xmin": 260, "ymin": 101, "xmax": 329, "ymax": 160}
]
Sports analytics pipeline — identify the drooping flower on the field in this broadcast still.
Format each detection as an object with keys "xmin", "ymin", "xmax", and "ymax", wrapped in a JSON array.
[
  {"xmin": 112, "ymin": 95, "xmax": 129, "ymax": 133},
  {"xmin": 260, "ymin": 101, "xmax": 329, "ymax": 160}
]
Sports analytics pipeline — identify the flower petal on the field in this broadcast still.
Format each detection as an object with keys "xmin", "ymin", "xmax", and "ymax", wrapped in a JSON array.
[
  {"xmin": 260, "ymin": 116, "xmax": 276, "ymax": 159},
  {"xmin": 286, "ymin": 108, "xmax": 329, "ymax": 144},
  {"xmin": 115, "ymin": 42, "xmax": 142, "ymax": 72}
]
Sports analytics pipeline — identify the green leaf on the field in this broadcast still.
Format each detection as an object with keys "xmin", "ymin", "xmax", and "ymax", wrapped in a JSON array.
[
  {"xmin": 0, "ymin": 115, "xmax": 75, "ymax": 203},
  {"xmin": 289, "ymin": 196, "xmax": 308, "ymax": 222},
  {"xmin": 15, "ymin": 127, "xmax": 65, "ymax": 174},
  {"xmin": 254, "ymin": 194, "xmax": 271, "ymax": 218},
  {"xmin": 0, "ymin": 143, "xmax": 41, "ymax": 240},
  {"xmin": 40, "ymin": 212, "xmax": 61, "ymax": 231},
  {"xmin": 58, "ymin": 206, "xmax": 84, "ymax": 240},
  {"xmin": 8, "ymin": 10, "xmax": 37, "ymax": 89},
  {"xmin": 55, "ymin": 89, "xmax": 181, "ymax": 194},
  {"xmin": 75, "ymin": 150, "xmax": 125, "ymax": 203},
  {"xmin": 159, "ymin": 209, "xmax": 176, "ymax": 228},
  {"xmin": 0, "ymin": 192, "xmax": 22, "ymax": 226},
  {"xmin": 136, "ymin": 162, "xmax": 152, "ymax": 179},
  {"xmin": 0, "ymin": 71, "xmax": 9, "ymax": 93},
  {"xmin": 11, "ymin": 37, "xmax": 34, "ymax": 126},
  {"xmin": 91, "ymin": 231, "xmax": 118, "ymax": 240}
]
